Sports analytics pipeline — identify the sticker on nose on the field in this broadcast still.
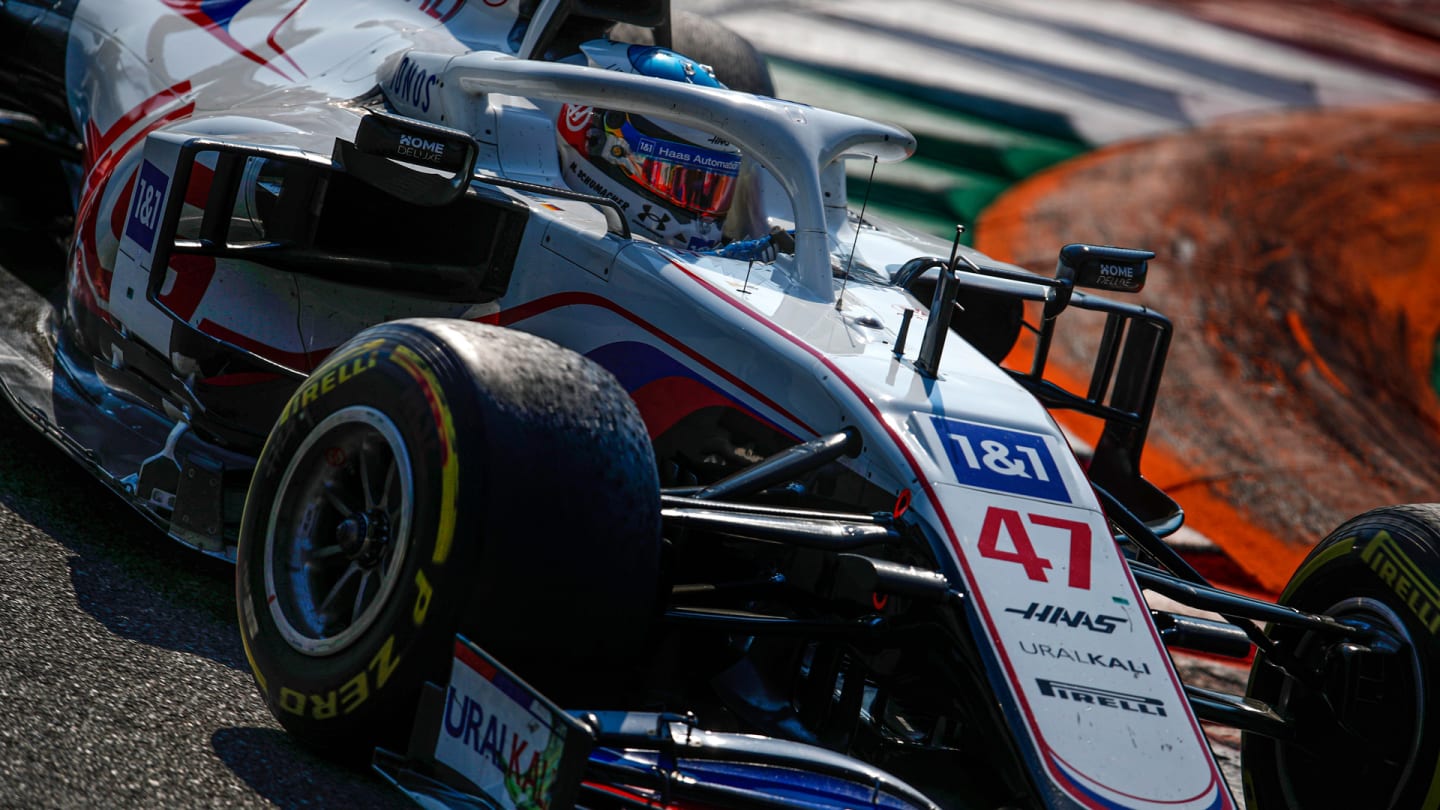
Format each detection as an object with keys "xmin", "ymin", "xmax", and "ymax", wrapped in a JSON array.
[{"xmin": 929, "ymin": 415, "xmax": 1071, "ymax": 504}]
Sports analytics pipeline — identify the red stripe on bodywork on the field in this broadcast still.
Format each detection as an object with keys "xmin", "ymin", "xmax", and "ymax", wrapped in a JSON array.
[
  {"xmin": 108, "ymin": 170, "xmax": 139, "ymax": 242},
  {"xmin": 198, "ymin": 317, "xmax": 329, "ymax": 371},
  {"xmin": 452, "ymin": 640, "xmax": 496, "ymax": 680},
  {"xmin": 630, "ymin": 376, "xmax": 743, "ymax": 439},
  {"xmin": 85, "ymin": 80, "xmax": 193, "ymax": 162},
  {"xmin": 266, "ymin": 0, "xmax": 310, "ymax": 77},
  {"xmin": 161, "ymin": 1, "xmax": 293, "ymax": 80},
  {"xmin": 1048, "ymin": 749, "xmax": 1218, "ymax": 808},
  {"xmin": 73, "ymin": 99, "xmax": 196, "ymax": 317},
  {"xmin": 483, "ymin": 292, "xmax": 814, "ymax": 436},
  {"xmin": 159, "ymin": 254, "xmax": 217, "ymax": 322},
  {"xmin": 184, "ymin": 162, "xmax": 216, "ymax": 208},
  {"xmin": 78, "ymin": 79, "xmax": 194, "ymax": 243},
  {"xmin": 580, "ymin": 782, "xmax": 690, "ymax": 809}
]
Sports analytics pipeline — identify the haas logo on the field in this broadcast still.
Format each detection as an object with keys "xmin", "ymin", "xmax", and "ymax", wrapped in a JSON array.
[{"xmin": 562, "ymin": 105, "xmax": 593, "ymax": 133}]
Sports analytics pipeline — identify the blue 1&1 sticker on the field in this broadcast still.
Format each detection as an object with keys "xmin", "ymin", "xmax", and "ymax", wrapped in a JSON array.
[
  {"xmin": 930, "ymin": 415, "xmax": 1071, "ymax": 504},
  {"xmin": 125, "ymin": 160, "xmax": 170, "ymax": 253}
]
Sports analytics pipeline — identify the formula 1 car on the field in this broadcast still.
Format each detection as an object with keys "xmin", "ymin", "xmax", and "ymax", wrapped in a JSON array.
[{"xmin": 1, "ymin": 1, "xmax": 1436, "ymax": 808}]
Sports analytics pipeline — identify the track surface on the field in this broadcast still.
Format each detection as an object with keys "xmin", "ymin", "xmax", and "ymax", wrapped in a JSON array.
[
  {"xmin": 0, "ymin": 403, "xmax": 403, "ymax": 806},
  {"xmin": 978, "ymin": 102, "xmax": 1440, "ymax": 593}
]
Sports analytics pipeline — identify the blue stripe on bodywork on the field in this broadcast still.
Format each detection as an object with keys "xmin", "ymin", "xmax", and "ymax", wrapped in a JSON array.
[
  {"xmin": 199, "ymin": 0, "xmax": 252, "ymax": 28},
  {"xmin": 586, "ymin": 340, "xmax": 709, "ymax": 393}
]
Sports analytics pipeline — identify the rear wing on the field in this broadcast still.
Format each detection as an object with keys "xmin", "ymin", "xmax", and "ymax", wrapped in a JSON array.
[{"xmin": 399, "ymin": 49, "xmax": 917, "ymax": 302}]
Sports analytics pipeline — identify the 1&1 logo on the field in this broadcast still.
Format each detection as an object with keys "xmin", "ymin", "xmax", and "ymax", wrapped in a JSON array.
[
  {"xmin": 930, "ymin": 415, "xmax": 1071, "ymax": 504},
  {"xmin": 125, "ymin": 160, "xmax": 170, "ymax": 253}
]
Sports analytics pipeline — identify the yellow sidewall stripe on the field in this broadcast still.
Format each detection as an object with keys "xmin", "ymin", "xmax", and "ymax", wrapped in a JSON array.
[{"xmin": 390, "ymin": 344, "xmax": 460, "ymax": 565}]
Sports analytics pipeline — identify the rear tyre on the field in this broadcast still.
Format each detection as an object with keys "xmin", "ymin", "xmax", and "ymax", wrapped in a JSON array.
[
  {"xmin": 1243, "ymin": 504, "xmax": 1440, "ymax": 809},
  {"xmin": 236, "ymin": 319, "xmax": 660, "ymax": 755},
  {"xmin": 613, "ymin": 12, "xmax": 775, "ymax": 96}
]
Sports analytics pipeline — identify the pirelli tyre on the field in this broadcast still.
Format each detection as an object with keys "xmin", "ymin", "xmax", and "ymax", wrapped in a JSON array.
[
  {"xmin": 236, "ymin": 319, "xmax": 661, "ymax": 754},
  {"xmin": 1242, "ymin": 504, "xmax": 1440, "ymax": 810}
]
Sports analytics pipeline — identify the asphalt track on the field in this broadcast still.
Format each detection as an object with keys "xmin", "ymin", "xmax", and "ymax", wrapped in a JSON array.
[{"xmin": 0, "ymin": 406, "xmax": 405, "ymax": 806}]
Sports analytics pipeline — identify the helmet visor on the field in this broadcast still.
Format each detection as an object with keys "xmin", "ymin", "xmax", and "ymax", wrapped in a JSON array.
[{"xmin": 610, "ymin": 117, "xmax": 741, "ymax": 217}]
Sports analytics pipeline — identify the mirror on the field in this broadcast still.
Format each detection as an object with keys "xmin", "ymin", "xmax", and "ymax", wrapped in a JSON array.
[{"xmin": 1056, "ymin": 243, "xmax": 1153, "ymax": 294}]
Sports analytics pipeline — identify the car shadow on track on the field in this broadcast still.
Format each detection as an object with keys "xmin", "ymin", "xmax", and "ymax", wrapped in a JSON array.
[
  {"xmin": 0, "ymin": 148, "xmax": 402, "ymax": 808},
  {"xmin": 213, "ymin": 727, "xmax": 408, "ymax": 808},
  {"xmin": 0, "ymin": 401, "xmax": 410, "ymax": 805},
  {"xmin": 0, "ymin": 403, "xmax": 247, "ymax": 670}
]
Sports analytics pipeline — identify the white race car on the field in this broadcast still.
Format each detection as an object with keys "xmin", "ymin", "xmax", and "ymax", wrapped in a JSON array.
[{"xmin": 0, "ymin": 1, "xmax": 1432, "ymax": 808}]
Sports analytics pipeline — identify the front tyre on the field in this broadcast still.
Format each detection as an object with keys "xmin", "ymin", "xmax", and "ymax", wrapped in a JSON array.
[
  {"xmin": 236, "ymin": 319, "xmax": 661, "ymax": 755},
  {"xmin": 1243, "ymin": 504, "xmax": 1440, "ymax": 809}
]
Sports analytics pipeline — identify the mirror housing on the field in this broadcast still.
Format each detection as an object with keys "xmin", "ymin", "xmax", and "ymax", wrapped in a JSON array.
[
  {"xmin": 334, "ymin": 111, "xmax": 479, "ymax": 207},
  {"xmin": 1057, "ymin": 243, "xmax": 1153, "ymax": 294}
]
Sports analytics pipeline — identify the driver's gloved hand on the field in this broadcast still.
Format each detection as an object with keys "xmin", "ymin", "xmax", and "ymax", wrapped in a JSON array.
[{"xmin": 703, "ymin": 227, "xmax": 795, "ymax": 262}]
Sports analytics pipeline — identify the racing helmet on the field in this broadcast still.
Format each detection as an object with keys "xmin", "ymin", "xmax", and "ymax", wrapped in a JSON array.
[{"xmin": 557, "ymin": 40, "xmax": 741, "ymax": 249}]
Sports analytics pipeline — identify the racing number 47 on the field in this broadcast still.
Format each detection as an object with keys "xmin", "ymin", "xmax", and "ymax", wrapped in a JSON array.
[{"xmin": 977, "ymin": 507, "xmax": 1092, "ymax": 589}]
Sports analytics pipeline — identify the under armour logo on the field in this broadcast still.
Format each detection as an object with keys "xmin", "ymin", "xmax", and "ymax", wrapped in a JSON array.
[{"xmin": 637, "ymin": 204, "xmax": 671, "ymax": 231}]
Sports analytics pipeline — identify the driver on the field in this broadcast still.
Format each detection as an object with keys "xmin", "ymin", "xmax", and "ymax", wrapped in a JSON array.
[{"xmin": 556, "ymin": 39, "xmax": 742, "ymax": 251}]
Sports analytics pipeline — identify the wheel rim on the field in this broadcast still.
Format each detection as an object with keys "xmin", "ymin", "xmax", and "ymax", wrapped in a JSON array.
[
  {"xmin": 264, "ymin": 406, "xmax": 414, "ymax": 656},
  {"xmin": 1273, "ymin": 597, "xmax": 1422, "ymax": 809}
]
